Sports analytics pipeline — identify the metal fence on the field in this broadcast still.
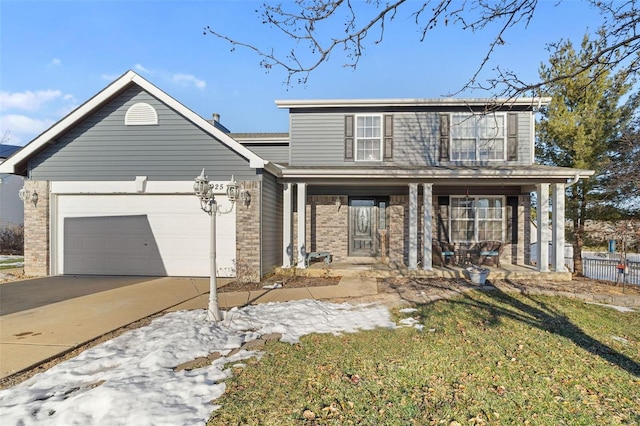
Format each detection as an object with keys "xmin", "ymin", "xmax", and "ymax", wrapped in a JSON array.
[{"xmin": 582, "ymin": 255, "xmax": 640, "ymax": 285}]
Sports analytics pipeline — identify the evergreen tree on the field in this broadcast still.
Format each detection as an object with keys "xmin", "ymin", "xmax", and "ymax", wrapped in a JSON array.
[{"xmin": 536, "ymin": 34, "xmax": 637, "ymax": 275}]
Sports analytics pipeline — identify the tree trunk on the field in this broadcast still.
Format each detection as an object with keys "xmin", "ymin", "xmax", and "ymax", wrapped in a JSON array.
[{"xmin": 573, "ymin": 219, "xmax": 585, "ymax": 276}]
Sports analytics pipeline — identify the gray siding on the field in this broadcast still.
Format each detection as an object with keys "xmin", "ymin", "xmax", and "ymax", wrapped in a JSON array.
[
  {"xmin": 289, "ymin": 110, "xmax": 534, "ymax": 167},
  {"xmin": 29, "ymin": 87, "xmax": 259, "ymax": 181},
  {"xmin": 0, "ymin": 173, "xmax": 24, "ymax": 225},
  {"xmin": 289, "ymin": 113, "xmax": 345, "ymax": 166},
  {"xmin": 260, "ymin": 171, "xmax": 282, "ymax": 276},
  {"xmin": 244, "ymin": 144, "xmax": 289, "ymax": 165}
]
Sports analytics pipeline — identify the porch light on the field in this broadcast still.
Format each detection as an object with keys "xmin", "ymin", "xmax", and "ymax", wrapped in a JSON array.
[
  {"xmin": 18, "ymin": 188, "xmax": 38, "ymax": 206},
  {"xmin": 193, "ymin": 169, "xmax": 242, "ymax": 322},
  {"xmin": 335, "ymin": 196, "xmax": 341, "ymax": 211}
]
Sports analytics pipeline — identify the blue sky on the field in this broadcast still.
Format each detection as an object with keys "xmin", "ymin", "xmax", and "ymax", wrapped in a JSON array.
[{"xmin": 1, "ymin": 0, "xmax": 603, "ymax": 146}]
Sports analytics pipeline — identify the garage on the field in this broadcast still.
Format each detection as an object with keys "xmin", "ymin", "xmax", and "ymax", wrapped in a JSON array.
[{"xmin": 53, "ymin": 193, "xmax": 236, "ymax": 277}]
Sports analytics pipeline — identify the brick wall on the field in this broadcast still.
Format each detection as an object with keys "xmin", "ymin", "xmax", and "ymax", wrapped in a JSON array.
[
  {"xmin": 235, "ymin": 180, "xmax": 261, "ymax": 283},
  {"xmin": 307, "ymin": 195, "xmax": 348, "ymax": 261},
  {"xmin": 23, "ymin": 180, "xmax": 49, "ymax": 276},
  {"xmin": 388, "ymin": 195, "xmax": 408, "ymax": 267}
]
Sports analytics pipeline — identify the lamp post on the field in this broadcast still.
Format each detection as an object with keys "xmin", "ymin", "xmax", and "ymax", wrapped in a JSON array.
[{"xmin": 194, "ymin": 169, "xmax": 241, "ymax": 322}]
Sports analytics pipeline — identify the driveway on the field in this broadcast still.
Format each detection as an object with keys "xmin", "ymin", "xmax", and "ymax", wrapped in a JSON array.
[
  {"xmin": 0, "ymin": 276, "xmax": 211, "ymax": 379},
  {"xmin": 0, "ymin": 276, "xmax": 163, "ymax": 316}
]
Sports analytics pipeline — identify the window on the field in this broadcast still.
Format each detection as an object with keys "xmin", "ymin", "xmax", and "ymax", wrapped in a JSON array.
[
  {"xmin": 450, "ymin": 113, "xmax": 505, "ymax": 161},
  {"xmin": 450, "ymin": 196, "xmax": 504, "ymax": 242},
  {"xmin": 355, "ymin": 115, "xmax": 382, "ymax": 161}
]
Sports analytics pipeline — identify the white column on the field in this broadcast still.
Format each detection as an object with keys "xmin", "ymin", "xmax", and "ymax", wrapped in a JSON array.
[
  {"xmin": 422, "ymin": 183, "xmax": 433, "ymax": 271},
  {"xmin": 296, "ymin": 183, "xmax": 307, "ymax": 268},
  {"xmin": 552, "ymin": 183, "xmax": 567, "ymax": 272},
  {"xmin": 409, "ymin": 183, "xmax": 418, "ymax": 270},
  {"xmin": 537, "ymin": 183, "xmax": 550, "ymax": 272},
  {"xmin": 282, "ymin": 183, "xmax": 293, "ymax": 268}
]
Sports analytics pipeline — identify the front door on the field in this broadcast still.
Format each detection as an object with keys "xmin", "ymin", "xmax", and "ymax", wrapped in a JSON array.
[{"xmin": 349, "ymin": 199, "xmax": 376, "ymax": 256}]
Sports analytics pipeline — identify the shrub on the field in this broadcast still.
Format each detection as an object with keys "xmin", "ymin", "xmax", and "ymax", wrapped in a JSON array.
[{"xmin": 0, "ymin": 224, "xmax": 24, "ymax": 255}]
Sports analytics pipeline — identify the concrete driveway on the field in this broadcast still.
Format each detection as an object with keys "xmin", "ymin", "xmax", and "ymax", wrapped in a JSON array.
[
  {"xmin": 0, "ymin": 276, "xmax": 169, "ymax": 316},
  {"xmin": 0, "ymin": 276, "xmax": 210, "ymax": 379}
]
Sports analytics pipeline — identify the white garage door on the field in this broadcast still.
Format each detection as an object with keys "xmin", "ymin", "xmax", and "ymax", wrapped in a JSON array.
[{"xmin": 55, "ymin": 194, "xmax": 236, "ymax": 277}]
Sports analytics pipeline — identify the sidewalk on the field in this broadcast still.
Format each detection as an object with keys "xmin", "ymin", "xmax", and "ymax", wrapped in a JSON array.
[{"xmin": 0, "ymin": 276, "xmax": 378, "ymax": 380}]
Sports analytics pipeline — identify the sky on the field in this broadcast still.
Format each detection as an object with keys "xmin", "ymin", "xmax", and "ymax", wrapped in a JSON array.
[
  {"xmin": 0, "ymin": 298, "xmax": 401, "ymax": 425},
  {"xmin": 0, "ymin": 0, "xmax": 605, "ymax": 146}
]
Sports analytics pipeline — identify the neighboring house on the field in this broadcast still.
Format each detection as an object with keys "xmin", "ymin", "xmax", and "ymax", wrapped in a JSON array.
[
  {"xmin": 0, "ymin": 70, "xmax": 595, "ymax": 281},
  {"xmin": 0, "ymin": 144, "xmax": 24, "ymax": 227}
]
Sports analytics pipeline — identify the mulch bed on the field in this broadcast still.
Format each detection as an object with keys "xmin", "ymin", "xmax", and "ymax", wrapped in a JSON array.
[{"xmin": 218, "ymin": 275, "xmax": 340, "ymax": 293}]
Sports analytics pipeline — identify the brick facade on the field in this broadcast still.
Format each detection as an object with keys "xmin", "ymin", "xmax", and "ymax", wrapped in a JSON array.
[
  {"xmin": 235, "ymin": 180, "xmax": 261, "ymax": 283},
  {"xmin": 23, "ymin": 180, "xmax": 49, "ymax": 276}
]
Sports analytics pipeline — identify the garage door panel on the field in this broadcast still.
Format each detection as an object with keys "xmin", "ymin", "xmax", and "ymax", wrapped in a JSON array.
[{"xmin": 57, "ymin": 194, "xmax": 235, "ymax": 277}]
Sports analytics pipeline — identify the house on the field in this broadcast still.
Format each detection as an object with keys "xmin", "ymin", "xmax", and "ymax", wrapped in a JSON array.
[
  {"xmin": 0, "ymin": 144, "xmax": 24, "ymax": 227},
  {"xmin": 0, "ymin": 70, "xmax": 594, "ymax": 281},
  {"xmin": 275, "ymin": 98, "xmax": 594, "ymax": 274}
]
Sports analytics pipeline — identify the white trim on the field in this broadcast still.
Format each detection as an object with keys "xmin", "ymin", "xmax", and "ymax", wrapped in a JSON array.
[
  {"xmin": 276, "ymin": 97, "xmax": 552, "ymax": 109},
  {"xmin": 50, "ymin": 180, "xmax": 231, "ymax": 195},
  {"xmin": 0, "ymin": 70, "xmax": 266, "ymax": 174}
]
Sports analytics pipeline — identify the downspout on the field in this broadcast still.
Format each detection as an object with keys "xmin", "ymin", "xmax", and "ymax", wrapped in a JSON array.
[{"xmin": 566, "ymin": 173, "xmax": 580, "ymax": 187}]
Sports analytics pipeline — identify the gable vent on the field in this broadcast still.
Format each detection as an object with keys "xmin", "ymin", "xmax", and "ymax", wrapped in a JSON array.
[{"xmin": 125, "ymin": 102, "xmax": 158, "ymax": 125}]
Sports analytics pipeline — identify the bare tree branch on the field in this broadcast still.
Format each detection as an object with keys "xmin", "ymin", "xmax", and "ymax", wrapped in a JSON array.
[{"xmin": 204, "ymin": 0, "xmax": 640, "ymax": 97}]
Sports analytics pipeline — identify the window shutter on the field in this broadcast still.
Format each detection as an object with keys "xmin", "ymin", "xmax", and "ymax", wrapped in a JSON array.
[
  {"xmin": 439, "ymin": 114, "xmax": 450, "ymax": 161},
  {"xmin": 383, "ymin": 114, "xmax": 393, "ymax": 160},
  {"xmin": 344, "ymin": 115, "xmax": 354, "ymax": 161},
  {"xmin": 507, "ymin": 113, "xmax": 518, "ymax": 161}
]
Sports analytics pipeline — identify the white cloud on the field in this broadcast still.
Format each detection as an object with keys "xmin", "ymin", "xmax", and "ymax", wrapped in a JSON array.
[
  {"xmin": 0, "ymin": 89, "xmax": 63, "ymax": 112},
  {"xmin": 50, "ymin": 58, "xmax": 61, "ymax": 66},
  {"xmin": 101, "ymin": 73, "xmax": 120, "ymax": 81},
  {"xmin": 172, "ymin": 73, "xmax": 206, "ymax": 89},
  {"xmin": 0, "ymin": 114, "xmax": 56, "ymax": 145},
  {"xmin": 134, "ymin": 63, "xmax": 150, "ymax": 73}
]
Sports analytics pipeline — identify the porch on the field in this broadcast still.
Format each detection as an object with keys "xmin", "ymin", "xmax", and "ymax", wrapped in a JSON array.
[{"xmin": 278, "ymin": 258, "xmax": 573, "ymax": 282}]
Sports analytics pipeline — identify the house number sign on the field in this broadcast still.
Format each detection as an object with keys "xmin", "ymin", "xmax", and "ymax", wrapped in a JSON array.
[{"xmin": 208, "ymin": 182, "xmax": 231, "ymax": 194}]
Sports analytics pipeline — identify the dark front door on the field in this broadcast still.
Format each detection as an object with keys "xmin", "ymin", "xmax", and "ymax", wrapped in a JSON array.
[{"xmin": 349, "ymin": 199, "xmax": 376, "ymax": 256}]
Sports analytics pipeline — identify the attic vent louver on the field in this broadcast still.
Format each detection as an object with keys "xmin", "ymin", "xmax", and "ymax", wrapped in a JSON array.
[{"xmin": 125, "ymin": 102, "xmax": 158, "ymax": 125}]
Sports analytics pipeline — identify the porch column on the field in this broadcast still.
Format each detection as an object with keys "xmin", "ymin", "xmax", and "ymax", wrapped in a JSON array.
[
  {"xmin": 282, "ymin": 183, "xmax": 293, "ymax": 268},
  {"xmin": 422, "ymin": 183, "xmax": 433, "ymax": 271},
  {"xmin": 536, "ymin": 183, "xmax": 550, "ymax": 272},
  {"xmin": 409, "ymin": 183, "xmax": 418, "ymax": 270},
  {"xmin": 552, "ymin": 183, "xmax": 567, "ymax": 272},
  {"xmin": 296, "ymin": 183, "xmax": 307, "ymax": 269}
]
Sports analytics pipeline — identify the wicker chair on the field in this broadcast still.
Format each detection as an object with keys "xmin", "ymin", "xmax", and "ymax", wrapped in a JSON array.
[
  {"xmin": 478, "ymin": 241, "xmax": 502, "ymax": 267},
  {"xmin": 432, "ymin": 239, "xmax": 456, "ymax": 266}
]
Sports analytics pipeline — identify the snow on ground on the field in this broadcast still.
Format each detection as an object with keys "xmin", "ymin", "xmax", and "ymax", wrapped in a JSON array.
[
  {"xmin": 0, "ymin": 255, "xmax": 24, "ymax": 268},
  {"xmin": 0, "ymin": 300, "xmax": 396, "ymax": 426}
]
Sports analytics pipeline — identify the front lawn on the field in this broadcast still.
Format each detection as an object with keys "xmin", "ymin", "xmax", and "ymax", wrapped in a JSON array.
[{"xmin": 209, "ymin": 289, "xmax": 639, "ymax": 425}]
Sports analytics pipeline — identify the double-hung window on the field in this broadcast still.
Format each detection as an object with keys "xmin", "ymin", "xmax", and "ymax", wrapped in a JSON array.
[
  {"xmin": 450, "ymin": 113, "xmax": 506, "ymax": 161},
  {"xmin": 355, "ymin": 115, "xmax": 383, "ymax": 161},
  {"xmin": 450, "ymin": 196, "xmax": 504, "ymax": 242}
]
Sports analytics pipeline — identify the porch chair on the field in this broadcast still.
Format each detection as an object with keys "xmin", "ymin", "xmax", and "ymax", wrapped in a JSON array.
[
  {"xmin": 478, "ymin": 241, "xmax": 502, "ymax": 267},
  {"xmin": 432, "ymin": 239, "xmax": 456, "ymax": 266}
]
